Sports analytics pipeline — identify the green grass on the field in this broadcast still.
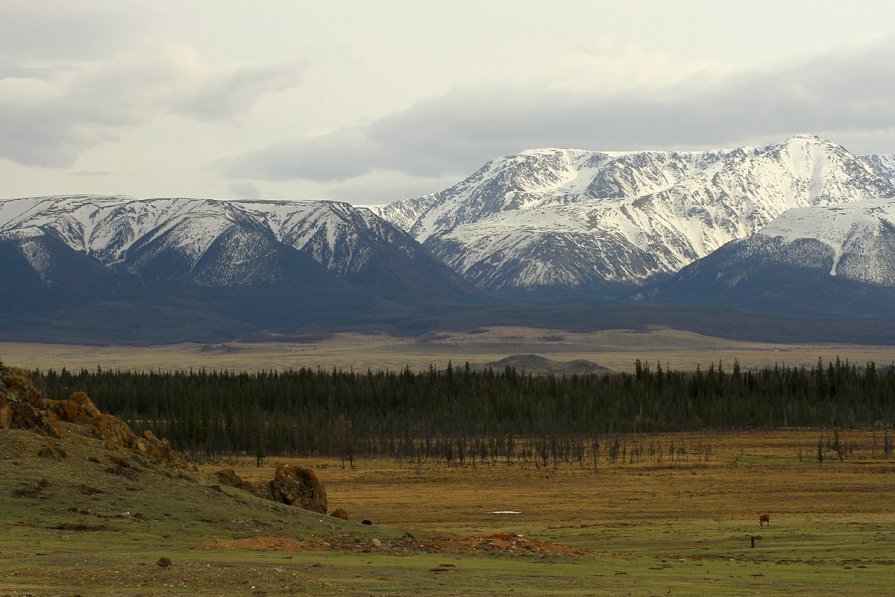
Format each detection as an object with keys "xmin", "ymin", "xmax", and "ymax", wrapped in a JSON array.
[
  {"xmin": 4, "ymin": 510, "xmax": 894, "ymax": 595},
  {"xmin": 3, "ymin": 427, "xmax": 895, "ymax": 595}
]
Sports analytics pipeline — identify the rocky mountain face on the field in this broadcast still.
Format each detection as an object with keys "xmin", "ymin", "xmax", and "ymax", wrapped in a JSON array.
[
  {"xmin": 377, "ymin": 135, "xmax": 895, "ymax": 294},
  {"xmin": 0, "ymin": 196, "xmax": 469, "ymax": 293},
  {"xmin": 861, "ymin": 154, "xmax": 895, "ymax": 185},
  {"xmin": 639, "ymin": 197, "xmax": 895, "ymax": 317},
  {"xmin": 0, "ymin": 195, "xmax": 481, "ymax": 342}
]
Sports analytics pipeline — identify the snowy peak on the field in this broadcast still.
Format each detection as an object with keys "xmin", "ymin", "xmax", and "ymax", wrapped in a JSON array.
[
  {"xmin": 379, "ymin": 135, "xmax": 895, "ymax": 291},
  {"xmin": 758, "ymin": 197, "xmax": 895, "ymax": 285},
  {"xmin": 0, "ymin": 195, "xmax": 462, "ymax": 293},
  {"xmin": 643, "ymin": 196, "xmax": 895, "ymax": 317}
]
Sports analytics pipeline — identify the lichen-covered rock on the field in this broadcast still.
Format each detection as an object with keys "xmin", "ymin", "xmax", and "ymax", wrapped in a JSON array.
[
  {"xmin": 0, "ymin": 363, "xmax": 183, "ymax": 467},
  {"xmin": 93, "ymin": 413, "xmax": 140, "ymax": 450},
  {"xmin": 267, "ymin": 464, "xmax": 327, "ymax": 514},
  {"xmin": 214, "ymin": 468, "xmax": 258, "ymax": 493},
  {"xmin": 0, "ymin": 365, "xmax": 64, "ymax": 437},
  {"xmin": 49, "ymin": 391, "xmax": 102, "ymax": 424},
  {"xmin": 7, "ymin": 396, "xmax": 65, "ymax": 438},
  {"xmin": 213, "ymin": 466, "xmax": 328, "ymax": 514},
  {"xmin": 134, "ymin": 430, "xmax": 181, "ymax": 465}
]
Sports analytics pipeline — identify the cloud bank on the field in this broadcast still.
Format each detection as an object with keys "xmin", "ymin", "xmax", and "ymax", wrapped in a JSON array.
[
  {"xmin": 0, "ymin": 47, "xmax": 303, "ymax": 168},
  {"xmin": 224, "ymin": 38, "xmax": 895, "ymax": 183}
]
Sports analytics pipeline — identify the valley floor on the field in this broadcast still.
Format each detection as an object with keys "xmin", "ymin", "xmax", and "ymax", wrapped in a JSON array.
[
  {"xmin": 3, "ymin": 326, "xmax": 895, "ymax": 374},
  {"xmin": 3, "ymin": 429, "xmax": 893, "ymax": 595}
]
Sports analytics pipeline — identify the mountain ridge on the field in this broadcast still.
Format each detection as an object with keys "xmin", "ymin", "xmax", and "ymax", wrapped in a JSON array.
[
  {"xmin": 638, "ymin": 197, "xmax": 895, "ymax": 317},
  {"xmin": 376, "ymin": 135, "xmax": 895, "ymax": 293}
]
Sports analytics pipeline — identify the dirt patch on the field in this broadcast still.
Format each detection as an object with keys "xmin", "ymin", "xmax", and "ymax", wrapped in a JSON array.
[
  {"xmin": 207, "ymin": 533, "xmax": 589, "ymax": 558},
  {"xmin": 208, "ymin": 536, "xmax": 331, "ymax": 551},
  {"xmin": 12, "ymin": 478, "xmax": 49, "ymax": 498},
  {"xmin": 52, "ymin": 523, "xmax": 109, "ymax": 532},
  {"xmin": 74, "ymin": 484, "xmax": 104, "ymax": 495},
  {"xmin": 444, "ymin": 533, "xmax": 590, "ymax": 557}
]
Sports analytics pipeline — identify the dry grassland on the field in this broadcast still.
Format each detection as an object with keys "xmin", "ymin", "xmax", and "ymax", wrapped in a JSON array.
[
  {"xmin": 4, "ymin": 326, "xmax": 895, "ymax": 373},
  {"xmin": 193, "ymin": 429, "xmax": 895, "ymax": 593},
  {"xmin": 205, "ymin": 430, "xmax": 895, "ymax": 540}
]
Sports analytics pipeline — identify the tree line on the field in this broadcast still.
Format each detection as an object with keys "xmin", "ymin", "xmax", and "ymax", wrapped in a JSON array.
[{"xmin": 30, "ymin": 357, "xmax": 894, "ymax": 458}]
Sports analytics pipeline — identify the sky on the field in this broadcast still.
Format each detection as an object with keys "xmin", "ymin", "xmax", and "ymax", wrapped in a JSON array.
[{"xmin": 1, "ymin": 0, "xmax": 894, "ymax": 205}]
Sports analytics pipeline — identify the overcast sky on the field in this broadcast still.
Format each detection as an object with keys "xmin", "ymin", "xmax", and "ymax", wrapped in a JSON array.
[{"xmin": 2, "ymin": 0, "xmax": 894, "ymax": 205}]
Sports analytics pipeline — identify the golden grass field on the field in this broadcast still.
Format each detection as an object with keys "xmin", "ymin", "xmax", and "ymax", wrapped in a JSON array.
[
  {"xmin": 4, "ymin": 326, "xmax": 895, "ymax": 373},
  {"xmin": 207, "ymin": 430, "xmax": 895, "ymax": 537},
  {"xmin": 197, "ymin": 429, "xmax": 895, "ymax": 594}
]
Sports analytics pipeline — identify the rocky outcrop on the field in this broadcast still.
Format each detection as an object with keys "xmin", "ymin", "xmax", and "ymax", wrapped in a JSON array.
[
  {"xmin": 214, "ymin": 464, "xmax": 328, "ymax": 514},
  {"xmin": 0, "ymin": 363, "xmax": 181, "ymax": 466},
  {"xmin": 48, "ymin": 391, "xmax": 102, "ymax": 424},
  {"xmin": 0, "ymin": 365, "xmax": 65, "ymax": 438},
  {"xmin": 214, "ymin": 468, "xmax": 258, "ymax": 494}
]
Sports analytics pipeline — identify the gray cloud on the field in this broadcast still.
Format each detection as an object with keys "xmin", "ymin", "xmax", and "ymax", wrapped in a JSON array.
[
  {"xmin": 0, "ymin": 101, "xmax": 114, "ymax": 167},
  {"xmin": 228, "ymin": 181, "xmax": 263, "ymax": 199},
  {"xmin": 0, "ymin": 53, "xmax": 304, "ymax": 168},
  {"xmin": 0, "ymin": 3, "xmax": 152, "ymax": 61},
  {"xmin": 178, "ymin": 62, "xmax": 305, "ymax": 122},
  {"xmin": 224, "ymin": 37, "xmax": 895, "ymax": 183},
  {"xmin": 70, "ymin": 170, "xmax": 114, "ymax": 177}
]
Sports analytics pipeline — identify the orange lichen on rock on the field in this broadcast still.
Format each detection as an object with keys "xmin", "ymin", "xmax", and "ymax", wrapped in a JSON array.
[
  {"xmin": 330, "ymin": 508, "xmax": 350, "ymax": 520},
  {"xmin": 47, "ymin": 391, "xmax": 103, "ymax": 424},
  {"xmin": 0, "ymin": 362, "xmax": 183, "ymax": 466},
  {"xmin": 213, "ymin": 465, "xmax": 329, "ymax": 515},
  {"xmin": 267, "ymin": 464, "xmax": 328, "ymax": 514}
]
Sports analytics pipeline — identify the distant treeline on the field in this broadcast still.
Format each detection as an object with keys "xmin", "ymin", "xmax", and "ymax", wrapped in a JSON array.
[{"xmin": 31, "ymin": 358, "xmax": 895, "ymax": 458}]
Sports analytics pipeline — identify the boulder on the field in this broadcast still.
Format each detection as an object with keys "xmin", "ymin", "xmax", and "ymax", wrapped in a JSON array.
[
  {"xmin": 214, "ymin": 468, "xmax": 258, "ymax": 494},
  {"xmin": 134, "ymin": 430, "xmax": 181, "ymax": 465},
  {"xmin": 267, "ymin": 464, "xmax": 327, "ymax": 514}
]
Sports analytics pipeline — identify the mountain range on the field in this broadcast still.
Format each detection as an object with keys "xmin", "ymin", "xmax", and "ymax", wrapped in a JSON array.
[
  {"xmin": 2, "ymin": 135, "xmax": 895, "ymax": 344},
  {"xmin": 0, "ymin": 196, "xmax": 481, "ymax": 342},
  {"xmin": 375, "ymin": 134, "xmax": 895, "ymax": 294}
]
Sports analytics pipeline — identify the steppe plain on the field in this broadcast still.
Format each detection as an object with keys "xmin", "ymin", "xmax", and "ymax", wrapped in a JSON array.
[
  {"xmin": 3, "ymin": 326, "xmax": 895, "ymax": 373},
  {"xmin": 3, "ymin": 328, "xmax": 895, "ymax": 595},
  {"xmin": 2, "ymin": 428, "xmax": 894, "ymax": 595}
]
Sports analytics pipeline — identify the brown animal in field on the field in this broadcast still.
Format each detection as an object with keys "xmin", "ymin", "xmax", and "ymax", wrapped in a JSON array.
[{"xmin": 759, "ymin": 513, "xmax": 770, "ymax": 526}]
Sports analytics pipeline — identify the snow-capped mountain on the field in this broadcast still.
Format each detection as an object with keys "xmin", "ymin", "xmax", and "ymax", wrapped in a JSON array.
[
  {"xmin": 639, "ymin": 197, "xmax": 895, "ymax": 317},
  {"xmin": 378, "ymin": 135, "xmax": 895, "ymax": 293},
  {"xmin": 0, "ymin": 195, "xmax": 475, "ymax": 297},
  {"xmin": 0, "ymin": 195, "xmax": 483, "ymax": 342}
]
